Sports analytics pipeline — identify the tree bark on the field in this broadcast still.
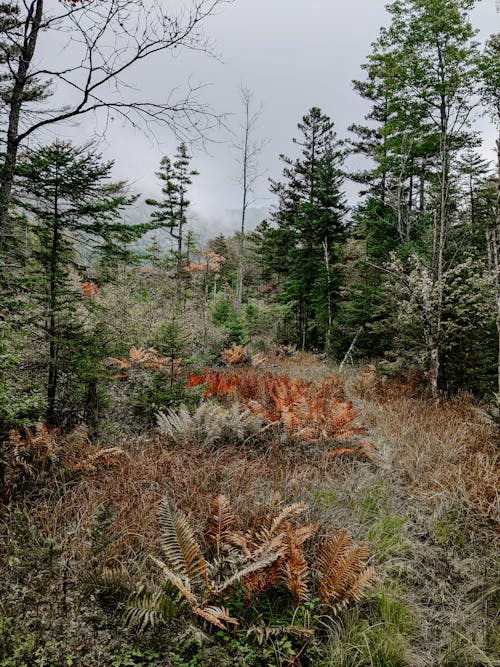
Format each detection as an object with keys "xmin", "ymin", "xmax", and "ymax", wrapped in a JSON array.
[{"xmin": 0, "ymin": 0, "xmax": 43, "ymax": 249}]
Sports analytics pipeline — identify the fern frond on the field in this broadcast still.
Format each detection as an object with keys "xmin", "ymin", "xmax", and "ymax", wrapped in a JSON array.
[
  {"xmin": 281, "ymin": 523, "xmax": 310, "ymax": 604},
  {"xmin": 194, "ymin": 605, "xmax": 238, "ymax": 630},
  {"xmin": 70, "ymin": 446, "xmax": 126, "ymax": 471},
  {"xmin": 216, "ymin": 549, "xmax": 282, "ymax": 593},
  {"xmin": 222, "ymin": 343, "xmax": 247, "ymax": 365},
  {"xmin": 268, "ymin": 502, "xmax": 308, "ymax": 536},
  {"xmin": 157, "ymin": 495, "xmax": 207, "ymax": 584},
  {"xmin": 156, "ymin": 406, "xmax": 192, "ymax": 442},
  {"xmin": 80, "ymin": 566, "xmax": 132, "ymax": 603},
  {"xmin": 149, "ymin": 555, "xmax": 198, "ymax": 608},
  {"xmin": 228, "ymin": 531, "xmax": 253, "ymax": 559},
  {"xmin": 316, "ymin": 532, "xmax": 375, "ymax": 611},
  {"xmin": 206, "ymin": 495, "xmax": 235, "ymax": 553},
  {"xmin": 347, "ymin": 565, "xmax": 377, "ymax": 602},
  {"xmin": 124, "ymin": 588, "xmax": 178, "ymax": 631},
  {"xmin": 292, "ymin": 523, "xmax": 319, "ymax": 546},
  {"xmin": 240, "ymin": 561, "xmax": 282, "ymax": 602}
]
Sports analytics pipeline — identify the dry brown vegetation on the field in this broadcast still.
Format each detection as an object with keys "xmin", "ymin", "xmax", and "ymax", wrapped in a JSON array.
[
  {"xmin": 357, "ymin": 385, "xmax": 499, "ymax": 525},
  {"xmin": 1, "ymin": 356, "xmax": 499, "ymax": 666}
]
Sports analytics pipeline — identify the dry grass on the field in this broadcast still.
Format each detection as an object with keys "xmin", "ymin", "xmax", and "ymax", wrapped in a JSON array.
[
  {"xmin": 16, "ymin": 361, "xmax": 497, "ymax": 577},
  {"xmin": 354, "ymin": 379, "xmax": 499, "ymax": 526},
  {"xmin": 3, "ymin": 356, "xmax": 499, "ymax": 666},
  {"xmin": 25, "ymin": 432, "xmax": 372, "ymax": 573}
]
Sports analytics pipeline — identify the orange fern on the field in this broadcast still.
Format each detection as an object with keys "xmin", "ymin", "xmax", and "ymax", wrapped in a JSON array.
[
  {"xmin": 316, "ymin": 530, "xmax": 376, "ymax": 614},
  {"xmin": 222, "ymin": 343, "xmax": 247, "ymax": 365},
  {"xmin": 184, "ymin": 367, "xmax": 374, "ymax": 458}
]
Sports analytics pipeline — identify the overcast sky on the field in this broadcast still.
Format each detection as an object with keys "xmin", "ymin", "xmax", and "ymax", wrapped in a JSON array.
[{"xmin": 45, "ymin": 0, "xmax": 499, "ymax": 237}]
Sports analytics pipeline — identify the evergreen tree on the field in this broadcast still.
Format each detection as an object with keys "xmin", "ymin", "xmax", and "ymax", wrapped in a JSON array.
[
  {"xmin": 146, "ymin": 143, "xmax": 198, "ymax": 279},
  {"xmin": 14, "ymin": 141, "xmax": 143, "ymax": 425},
  {"xmin": 347, "ymin": 0, "xmax": 484, "ymax": 394},
  {"xmin": 263, "ymin": 107, "xmax": 347, "ymax": 350},
  {"xmin": 479, "ymin": 33, "xmax": 500, "ymax": 396}
]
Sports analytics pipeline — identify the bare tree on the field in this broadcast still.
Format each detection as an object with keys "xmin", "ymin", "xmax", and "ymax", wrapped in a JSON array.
[
  {"xmin": 233, "ymin": 86, "xmax": 265, "ymax": 306},
  {"xmin": 480, "ymin": 34, "xmax": 500, "ymax": 399},
  {"xmin": 0, "ymin": 0, "xmax": 232, "ymax": 250}
]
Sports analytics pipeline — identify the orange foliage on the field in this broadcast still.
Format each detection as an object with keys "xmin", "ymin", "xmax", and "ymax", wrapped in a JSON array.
[
  {"xmin": 187, "ymin": 370, "xmax": 237, "ymax": 396},
  {"xmin": 185, "ymin": 251, "xmax": 225, "ymax": 274},
  {"xmin": 2, "ymin": 424, "xmax": 125, "ymax": 492},
  {"xmin": 81, "ymin": 281, "xmax": 98, "ymax": 299},
  {"xmin": 107, "ymin": 347, "xmax": 182, "ymax": 378},
  {"xmin": 222, "ymin": 343, "xmax": 247, "ymax": 365},
  {"xmin": 186, "ymin": 368, "xmax": 375, "ymax": 459}
]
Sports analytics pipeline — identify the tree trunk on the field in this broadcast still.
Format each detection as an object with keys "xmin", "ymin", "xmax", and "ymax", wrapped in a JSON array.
[
  {"xmin": 0, "ymin": 0, "xmax": 43, "ymax": 250},
  {"xmin": 322, "ymin": 238, "xmax": 332, "ymax": 352},
  {"xmin": 236, "ymin": 102, "xmax": 250, "ymax": 307},
  {"xmin": 46, "ymin": 173, "xmax": 59, "ymax": 425}
]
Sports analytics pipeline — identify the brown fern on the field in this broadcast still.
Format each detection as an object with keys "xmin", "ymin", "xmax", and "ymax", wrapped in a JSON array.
[
  {"xmin": 157, "ymin": 495, "xmax": 208, "ymax": 585},
  {"xmin": 229, "ymin": 498, "xmax": 317, "ymax": 604},
  {"xmin": 316, "ymin": 530, "xmax": 376, "ymax": 613},
  {"xmin": 2, "ymin": 424, "xmax": 124, "ymax": 488},
  {"xmin": 281, "ymin": 522, "xmax": 311, "ymax": 604},
  {"xmin": 194, "ymin": 605, "xmax": 239, "ymax": 629},
  {"xmin": 222, "ymin": 343, "xmax": 248, "ymax": 365},
  {"xmin": 206, "ymin": 495, "xmax": 236, "ymax": 555}
]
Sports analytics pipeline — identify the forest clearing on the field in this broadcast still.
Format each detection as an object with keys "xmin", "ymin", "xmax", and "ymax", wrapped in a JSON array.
[
  {"xmin": 1, "ymin": 330, "xmax": 498, "ymax": 665},
  {"xmin": 1, "ymin": 0, "xmax": 499, "ymax": 664}
]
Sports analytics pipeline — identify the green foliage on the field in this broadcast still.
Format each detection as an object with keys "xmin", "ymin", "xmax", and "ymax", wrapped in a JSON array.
[
  {"xmin": 211, "ymin": 296, "xmax": 233, "ymax": 326},
  {"xmin": 210, "ymin": 296, "xmax": 248, "ymax": 344},
  {"xmin": 111, "ymin": 646, "xmax": 161, "ymax": 667},
  {"xmin": 0, "ymin": 617, "xmax": 38, "ymax": 667},
  {"xmin": 132, "ymin": 371, "xmax": 194, "ymax": 422},
  {"xmin": 430, "ymin": 502, "xmax": 467, "ymax": 549},
  {"xmin": 0, "ymin": 320, "xmax": 44, "ymax": 436},
  {"xmin": 125, "ymin": 320, "xmax": 198, "ymax": 421},
  {"xmin": 324, "ymin": 585, "xmax": 416, "ymax": 667},
  {"xmin": 12, "ymin": 141, "xmax": 144, "ymax": 425},
  {"xmin": 146, "ymin": 144, "xmax": 198, "ymax": 276},
  {"xmin": 367, "ymin": 514, "xmax": 409, "ymax": 562},
  {"xmin": 154, "ymin": 319, "xmax": 189, "ymax": 360},
  {"xmin": 259, "ymin": 107, "xmax": 347, "ymax": 350}
]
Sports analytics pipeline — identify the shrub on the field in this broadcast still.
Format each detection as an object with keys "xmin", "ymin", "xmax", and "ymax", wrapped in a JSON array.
[{"xmin": 1, "ymin": 423, "xmax": 125, "ymax": 497}]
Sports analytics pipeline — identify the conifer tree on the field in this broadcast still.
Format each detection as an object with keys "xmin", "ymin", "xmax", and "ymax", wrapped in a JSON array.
[
  {"xmin": 146, "ymin": 144, "xmax": 198, "ymax": 280},
  {"xmin": 263, "ymin": 107, "xmax": 347, "ymax": 350},
  {"xmin": 14, "ymin": 141, "xmax": 142, "ymax": 424},
  {"xmin": 348, "ymin": 0, "xmax": 483, "ymax": 394}
]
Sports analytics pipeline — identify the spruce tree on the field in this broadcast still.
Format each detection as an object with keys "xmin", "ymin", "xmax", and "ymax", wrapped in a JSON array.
[
  {"xmin": 14, "ymin": 141, "xmax": 142, "ymax": 425},
  {"xmin": 146, "ymin": 143, "xmax": 198, "ymax": 280},
  {"xmin": 264, "ymin": 107, "xmax": 347, "ymax": 350}
]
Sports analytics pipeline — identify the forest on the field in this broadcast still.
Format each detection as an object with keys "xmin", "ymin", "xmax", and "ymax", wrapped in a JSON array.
[{"xmin": 0, "ymin": 0, "xmax": 499, "ymax": 665}]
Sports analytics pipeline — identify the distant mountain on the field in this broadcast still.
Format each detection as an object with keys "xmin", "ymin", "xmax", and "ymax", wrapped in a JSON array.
[{"xmin": 124, "ymin": 201, "xmax": 270, "ymax": 254}]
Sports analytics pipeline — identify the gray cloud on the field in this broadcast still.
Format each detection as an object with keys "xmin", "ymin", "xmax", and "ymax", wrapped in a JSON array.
[{"xmin": 38, "ymin": 0, "xmax": 500, "ymax": 240}]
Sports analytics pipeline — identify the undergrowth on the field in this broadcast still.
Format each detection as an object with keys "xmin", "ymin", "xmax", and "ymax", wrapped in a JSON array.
[{"xmin": 0, "ymin": 359, "xmax": 498, "ymax": 665}]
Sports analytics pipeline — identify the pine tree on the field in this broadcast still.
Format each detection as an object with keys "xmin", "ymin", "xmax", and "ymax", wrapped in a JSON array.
[
  {"xmin": 14, "ymin": 141, "xmax": 142, "ymax": 425},
  {"xmin": 348, "ymin": 0, "xmax": 483, "ymax": 394},
  {"xmin": 146, "ymin": 144, "xmax": 198, "ymax": 280},
  {"xmin": 263, "ymin": 107, "xmax": 347, "ymax": 350}
]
